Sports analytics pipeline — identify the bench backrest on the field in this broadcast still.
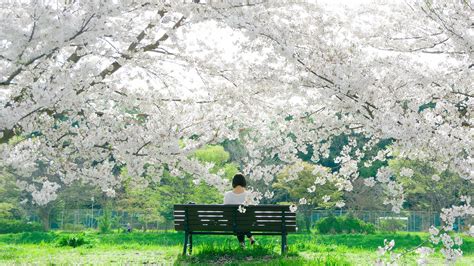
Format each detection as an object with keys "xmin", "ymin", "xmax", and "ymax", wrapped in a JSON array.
[{"xmin": 174, "ymin": 204, "xmax": 296, "ymax": 233}]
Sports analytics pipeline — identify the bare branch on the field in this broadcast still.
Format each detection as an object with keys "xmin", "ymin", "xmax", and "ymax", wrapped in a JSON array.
[
  {"xmin": 0, "ymin": 13, "xmax": 96, "ymax": 86},
  {"xmin": 133, "ymin": 140, "xmax": 152, "ymax": 156},
  {"xmin": 76, "ymin": 12, "xmax": 187, "ymax": 96}
]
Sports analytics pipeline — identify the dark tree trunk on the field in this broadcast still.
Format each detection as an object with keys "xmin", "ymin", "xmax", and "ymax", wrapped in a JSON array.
[
  {"xmin": 302, "ymin": 207, "xmax": 313, "ymax": 232},
  {"xmin": 38, "ymin": 207, "xmax": 51, "ymax": 231}
]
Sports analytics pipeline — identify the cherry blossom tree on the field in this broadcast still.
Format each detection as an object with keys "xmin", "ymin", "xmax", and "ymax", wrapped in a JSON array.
[{"xmin": 0, "ymin": 0, "xmax": 472, "ymax": 263}]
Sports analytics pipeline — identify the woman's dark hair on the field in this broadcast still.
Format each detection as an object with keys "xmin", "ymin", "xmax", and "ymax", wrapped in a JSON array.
[{"xmin": 232, "ymin": 174, "xmax": 246, "ymax": 188}]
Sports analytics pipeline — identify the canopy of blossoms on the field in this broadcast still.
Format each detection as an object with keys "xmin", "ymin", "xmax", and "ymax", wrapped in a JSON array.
[{"xmin": 0, "ymin": 0, "xmax": 472, "ymax": 263}]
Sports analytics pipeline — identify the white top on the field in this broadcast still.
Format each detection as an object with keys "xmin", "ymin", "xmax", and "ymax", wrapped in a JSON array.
[{"xmin": 223, "ymin": 191, "xmax": 249, "ymax": 204}]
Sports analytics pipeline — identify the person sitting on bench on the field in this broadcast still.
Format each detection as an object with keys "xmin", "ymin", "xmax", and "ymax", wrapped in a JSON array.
[{"xmin": 223, "ymin": 173, "xmax": 256, "ymax": 248}]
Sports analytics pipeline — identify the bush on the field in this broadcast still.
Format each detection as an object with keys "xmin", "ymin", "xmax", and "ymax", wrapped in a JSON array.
[
  {"xmin": 315, "ymin": 215, "xmax": 375, "ymax": 234},
  {"xmin": 315, "ymin": 215, "xmax": 340, "ymax": 234},
  {"xmin": 0, "ymin": 219, "xmax": 43, "ymax": 234},
  {"xmin": 63, "ymin": 223, "xmax": 86, "ymax": 231},
  {"xmin": 98, "ymin": 208, "xmax": 112, "ymax": 233},
  {"xmin": 56, "ymin": 233, "xmax": 94, "ymax": 248},
  {"xmin": 378, "ymin": 218, "xmax": 407, "ymax": 232}
]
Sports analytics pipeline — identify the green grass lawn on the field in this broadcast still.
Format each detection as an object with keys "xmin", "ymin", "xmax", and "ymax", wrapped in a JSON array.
[{"xmin": 0, "ymin": 231, "xmax": 473, "ymax": 265}]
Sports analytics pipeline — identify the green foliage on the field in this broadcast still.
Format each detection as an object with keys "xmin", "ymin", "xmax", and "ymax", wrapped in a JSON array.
[
  {"xmin": 117, "ymin": 144, "xmax": 234, "ymax": 224},
  {"xmin": 56, "ymin": 233, "xmax": 94, "ymax": 248},
  {"xmin": 63, "ymin": 223, "xmax": 87, "ymax": 231},
  {"xmin": 193, "ymin": 144, "xmax": 239, "ymax": 180},
  {"xmin": 221, "ymin": 163, "xmax": 239, "ymax": 180},
  {"xmin": 0, "ymin": 171, "xmax": 23, "ymax": 220},
  {"xmin": 7, "ymin": 135, "xmax": 25, "ymax": 145},
  {"xmin": 0, "ymin": 203, "xmax": 15, "ymax": 219},
  {"xmin": 194, "ymin": 145, "xmax": 230, "ymax": 165},
  {"xmin": 314, "ymin": 215, "xmax": 375, "ymax": 234},
  {"xmin": 98, "ymin": 208, "xmax": 112, "ymax": 233},
  {"xmin": 299, "ymin": 134, "xmax": 392, "ymax": 178},
  {"xmin": 389, "ymin": 158, "xmax": 473, "ymax": 211},
  {"xmin": 315, "ymin": 216, "xmax": 341, "ymax": 234},
  {"xmin": 0, "ymin": 219, "xmax": 43, "ymax": 234},
  {"xmin": 274, "ymin": 162, "xmax": 342, "ymax": 208},
  {"xmin": 378, "ymin": 218, "xmax": 407, "ymax": 232},
  {"xmin": 274, "ymin": 162, "xmax": 342, "ymax": 231}
]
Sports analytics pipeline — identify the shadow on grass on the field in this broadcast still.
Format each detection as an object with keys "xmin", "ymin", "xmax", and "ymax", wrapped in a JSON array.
[{"xmin": 174, "ymin": 242, "xmax": 351, "ymax": 266}]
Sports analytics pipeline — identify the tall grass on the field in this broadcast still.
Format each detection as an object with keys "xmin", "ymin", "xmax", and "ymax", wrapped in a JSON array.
[
  {"xmin": 1, "ymin": 231, "xmax": 473, "ymax": 253},
  {"xmin": 0, "ymin": 231, "xmax": 473, "ymax": 265}
]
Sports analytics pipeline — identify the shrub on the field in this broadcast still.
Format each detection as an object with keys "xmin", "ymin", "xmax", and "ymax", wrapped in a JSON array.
[
  {"xmin": 63, "ymin": 223, "xmax": 86, "ymax": 232},
  {"xmin": 315, "ymin": 215, "xmax": 341, "ymax": 234},
  {"xmin": 0, "ymin": 203, "xmax": 15, "ymax": 219},
  {"xmin": 0, "ymin": 219, "xmax": 43, "ymax": 234},
  {"xmin": 315, "ymin": 215, "xmax": 375, "ymax": 234},
  {"xmin": 378, "ymin": 218, "xmax": 407, "ymax": 232},
  {"xmin": 98, "ymin": 208, "xmax": 112, "ymax": 233},
  {"xmin": 56, "ymin": 233, "xmax": 94, "ymax": 248}
]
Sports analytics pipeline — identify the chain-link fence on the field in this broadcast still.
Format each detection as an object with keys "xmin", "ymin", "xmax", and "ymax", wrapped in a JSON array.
[
  {"xmin": 27, "ymin": 208, "xmax": 470, "ymax": 233},
  {"xmin": 309, "ymin": 209, "xmax": 470, "ymax": 232},
  {"xmin": 27, "ymin": 209, "xmax": 174, "ymax": 232}
]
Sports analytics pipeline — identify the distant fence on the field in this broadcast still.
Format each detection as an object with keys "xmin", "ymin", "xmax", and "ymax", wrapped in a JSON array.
[
  {"xmin": 26, "ymin": 208, "xmax": 469, "ymax": 233},
  {"xmin": 309, "ymin": 209, "xmax": 469, "ymax": 232},
  {"xmin": 27, "ymin": 209, "xmax": 174, "ymax": 232}
]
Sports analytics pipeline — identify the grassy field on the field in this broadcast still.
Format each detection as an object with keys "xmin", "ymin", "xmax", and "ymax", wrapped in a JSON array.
[{"xmin": 0, "ymin": 231, "xmax": 473, "ymax": 265}]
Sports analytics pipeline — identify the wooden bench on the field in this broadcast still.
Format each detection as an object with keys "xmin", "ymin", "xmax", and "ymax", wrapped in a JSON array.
[{"xmin": 174, "ymin": 204, "xmax": 296, "ymax": 255}]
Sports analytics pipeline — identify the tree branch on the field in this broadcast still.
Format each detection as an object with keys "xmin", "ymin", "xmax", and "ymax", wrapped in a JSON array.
[
  {"xmin": 133, "ymin": 141, "xmax": 152, "ymax": 156},
  {"xmin": 77, "ymin": 11, "xmax": 186, "ymax": 95},
  {"xmin": 0, "ymin": 13, "xmax": 96, "ymax": 86}
]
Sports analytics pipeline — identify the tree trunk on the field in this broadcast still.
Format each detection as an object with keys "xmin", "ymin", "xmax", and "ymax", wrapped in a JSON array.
[
  {"xmin": 38, "ymin": 207, "xmax": 51, "ymax": 231},
  {"xmin": 305, "ymin": 213, "xmax": 312, "ymax": 232},
  {"xmin": 303, "ymin": 207, "xmax": 312, "ymax": 232}
]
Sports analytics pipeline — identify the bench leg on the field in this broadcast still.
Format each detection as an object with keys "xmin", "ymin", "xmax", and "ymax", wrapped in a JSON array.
[
  {"xmin": 182, "ymin": 231, "xmax": 189, "ymax": 256},
  {"xmin": 281, "ymin": 233, "xmax": 287, "ymax": 255},
  {"xmin": 189, "ymin": 233, "xmax": 193, "ymax": 254}
]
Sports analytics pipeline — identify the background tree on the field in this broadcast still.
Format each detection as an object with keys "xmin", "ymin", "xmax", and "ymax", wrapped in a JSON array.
[
  {"xmin": 0, "ymin": 168, "xmax": 23, "ymax": 219},
  {"xmin": 344, "ymin": 178, "xmax": 387, "ymax": 211},
  {"xmin": 273, "ymin": 162, "xmax": 342, "ymax": 231},
  {"xmin": 389, "ymin": 159, "xmax": 473, "ymax": 212},
  {"xmin": 116, "ymin": 144, "xmax": 237, "ymax": 224}
]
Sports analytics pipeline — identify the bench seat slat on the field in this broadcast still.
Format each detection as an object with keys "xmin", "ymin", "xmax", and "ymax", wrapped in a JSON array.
[
  {"xmin": 175, "ymin": 224, "xmax": 297, "ymax": 230},
  {"xmin": 174, "ymin": 209, "xmax": 295, "ymax": 215},
  {"xmin": 176, "ymin": 215, "xmax": 296, "ymax": 221},
  {"xmin": 174, "ymin": 204, "xmax": 292, "ymax": 211},
  {"xmin": 176, "ymin": 209, "xmax": 295, "ymax": 213},
  {"xmin": 175, "ymin": 224, "xmax": 297, "ymax": 232},
  {"xmin": 180, "ymin": 211, "xmax": 295, "ymax": 218},
  {"xmin": 175, "ymin": 218, "xmax": 296, "ymax": 223},
  {"xmin": 179, "ymin": 219, "xmax": 296, "ymax": 224},
  {"xmin": 174, "ymin": 215, "xmax": 296, "ymax": 221},
  {"xmin": 176, "ymin": 210, "xmax": 293, "ymax": 214},
  {"xmin": 176, "ymin": 218, "xmax": 296, "ymax": 221},
  {"xmin": 175, "ymin": 218, "xmax": 296, "ymax": 224},
  {"xmin": 235, "ymin": 216, "xmax": 296, "ymax": 220}
]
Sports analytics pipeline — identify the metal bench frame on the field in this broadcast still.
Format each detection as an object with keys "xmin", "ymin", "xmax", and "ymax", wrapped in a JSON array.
[{"xmin": 174, "ymin": 204, "xmax": 296, "ymax": 255}]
